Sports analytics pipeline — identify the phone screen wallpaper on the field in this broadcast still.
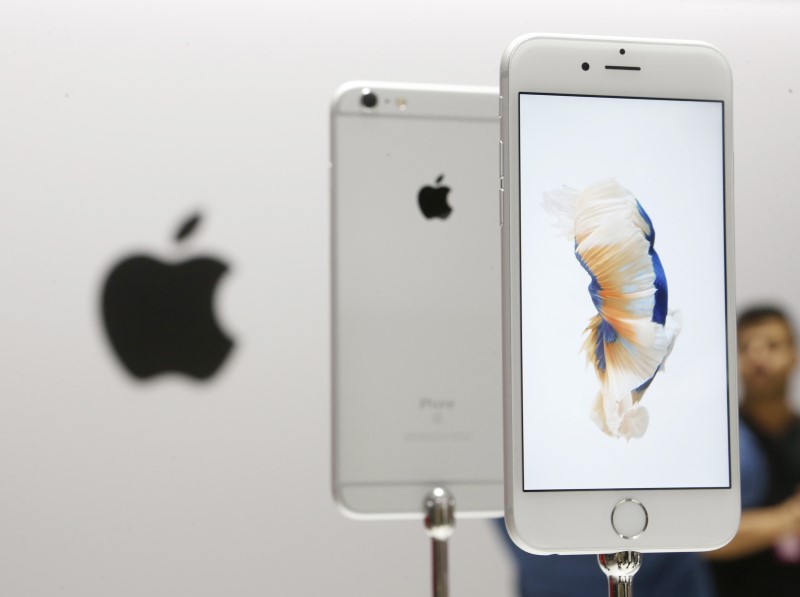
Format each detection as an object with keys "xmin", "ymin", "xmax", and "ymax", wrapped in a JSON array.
[{"xmin": 519, "ymin": 93, "xmax": 730, "ymax": 491}]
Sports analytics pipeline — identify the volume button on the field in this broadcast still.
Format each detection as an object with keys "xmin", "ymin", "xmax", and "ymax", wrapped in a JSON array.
[
  {"xmin": 499, "ymin": 188, "xmax": 504, "ymax": 228},
  {"xmin": 499, "ymin": 140, "xmax": 504, "ymax": 178},
  {"xmin": 498, "ymin": 96, "xmax": 503, "ymax": 119}
]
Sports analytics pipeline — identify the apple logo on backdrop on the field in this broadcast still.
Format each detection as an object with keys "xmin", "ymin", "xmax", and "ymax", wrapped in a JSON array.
[
  {"xmin": 417, "ymin": 174, "xmax": 452, "ymax": 219},
  {"xmin": 101, "ymin": 212, "xmax": 234, "ymax": 381}
]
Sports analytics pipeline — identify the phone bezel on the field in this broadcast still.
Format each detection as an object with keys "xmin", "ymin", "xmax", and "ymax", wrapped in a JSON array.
[{"xmin": 500, "ymin": 34, "xmax": 740, "ymax": 553}]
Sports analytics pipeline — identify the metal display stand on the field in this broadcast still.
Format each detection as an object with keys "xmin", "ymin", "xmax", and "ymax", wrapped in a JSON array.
[
  {"xmin": 420, "ymin": 488, "xmax": 644, "ymax": 597},
  {"xmin": 597, "ymin": 551, "xmax": 642, "ymax": 597},
  {"xmin": 423, "ymin": 487, "xmax": 455, "ymax": 597}
]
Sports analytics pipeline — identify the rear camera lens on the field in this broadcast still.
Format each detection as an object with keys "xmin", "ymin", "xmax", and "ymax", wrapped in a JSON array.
[
  {"xmin": 581, "ymin": 62, "xmax": 590, "ymax": 71},
  {"xmin": 361, "ymin": 89, "xmax": 378, "ymax": 108},
  {"xmin": 620, "ymin": 48, "xmax": 626, "ymax": 55}
]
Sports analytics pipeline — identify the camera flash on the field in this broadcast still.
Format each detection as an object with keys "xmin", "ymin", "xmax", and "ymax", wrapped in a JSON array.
[{"xmin": 396, "ymin": 97, "xmax": 407, "ymax": 111}]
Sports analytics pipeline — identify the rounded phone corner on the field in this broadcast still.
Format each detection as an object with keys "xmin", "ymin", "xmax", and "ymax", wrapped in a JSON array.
[
  {"xmin": 502, "ymin": 509, "xmax": 547, "ymax": 556},
  {"xmin": 691, "ymin": 40, "xmax": 733, "ymax": 70},
  {"xmin": 331, "ymin": 484, "xmax": 414, "ymax": 521},
  {"xmin": 701, "ymin": 507, "xmax": 742, "ymax": 552},
  {"xmin": 700, "ymin": 43, "xmax": 734, "ymax": 91},
  {"xmin": 331, "ymin": 484, "xmax": 368, "ymax": 521},
  {"xmin": 330, "ymin": 80, "xmax": 372, "ymax": 116},
  {"xmin": 501, "ymin": 33, "xmax": 597, "ymax": 77},
  {"xmin": 500, "ymin": 33, "xmax": 546, "ymax": 78}
]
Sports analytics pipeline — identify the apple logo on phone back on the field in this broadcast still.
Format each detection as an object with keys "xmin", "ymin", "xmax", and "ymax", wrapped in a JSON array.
[{"xmin": 418, "ymin": 174, "xmax": 452, "ymax": 219}]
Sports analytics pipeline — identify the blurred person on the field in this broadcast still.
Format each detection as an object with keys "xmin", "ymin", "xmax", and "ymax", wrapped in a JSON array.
[{"xmin": 709, "ymin": 305, "xmax": 800, "ymax": 596}]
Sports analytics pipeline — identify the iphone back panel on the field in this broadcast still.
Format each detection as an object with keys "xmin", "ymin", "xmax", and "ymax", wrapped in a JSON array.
[{"xmin": 331, "ymin": 82, "xmax": 503, "ymax": 518}]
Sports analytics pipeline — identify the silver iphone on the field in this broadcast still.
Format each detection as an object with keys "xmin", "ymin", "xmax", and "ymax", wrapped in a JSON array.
[
  {"xmin": 500, "ymin": 35, "xmax": 740, "ymax": 553},
  {"xmin": 331, "ymin": 82, "xmax": 503, "ymax": 518}
]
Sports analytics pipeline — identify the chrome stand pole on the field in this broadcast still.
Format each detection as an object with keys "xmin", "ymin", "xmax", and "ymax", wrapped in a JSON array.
[
  {"xmin": 424, "ymin": 487, "xmax": 455, "ymax": 597},
  {"xmin": 597, "ymin": 551, "xmax": 642, "ymax": 597}
]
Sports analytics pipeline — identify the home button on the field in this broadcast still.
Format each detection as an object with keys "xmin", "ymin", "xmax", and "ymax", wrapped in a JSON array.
[{"xmin": 611, "ymin": 499, "xmax": 648, "ymax": 540}]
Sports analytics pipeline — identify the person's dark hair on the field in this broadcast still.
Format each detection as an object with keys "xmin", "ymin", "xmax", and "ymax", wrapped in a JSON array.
[{"xmin": 737, "ymin": 305, "xmax": 796, "ymax": 344}]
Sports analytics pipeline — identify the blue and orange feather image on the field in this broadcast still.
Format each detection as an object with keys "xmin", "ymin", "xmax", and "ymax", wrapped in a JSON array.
[{"xmin": 543, "ymin": 179, "xmax": 680, "ymax": 440}]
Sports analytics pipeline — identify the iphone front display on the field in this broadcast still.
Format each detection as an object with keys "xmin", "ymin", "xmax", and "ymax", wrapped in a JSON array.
[{"xmin": 519, "ymin": 93, "xmax": 729, "ymax": 492}]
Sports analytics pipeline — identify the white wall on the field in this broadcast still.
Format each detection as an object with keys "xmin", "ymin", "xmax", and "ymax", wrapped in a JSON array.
[{"xmin": 0, "ymin": 0, "xmax": 798, "ymax": 595}]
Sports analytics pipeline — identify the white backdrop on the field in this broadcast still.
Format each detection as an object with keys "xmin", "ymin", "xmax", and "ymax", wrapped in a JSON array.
[{"xmin": 1, "ymin": 0, "xmax": 799, "ymax": 595}]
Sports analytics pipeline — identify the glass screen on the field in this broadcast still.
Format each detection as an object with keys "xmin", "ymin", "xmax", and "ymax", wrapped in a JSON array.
[{"xmin": 519, "ymin": 93, "xmax": 730, "ymax": 491}]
